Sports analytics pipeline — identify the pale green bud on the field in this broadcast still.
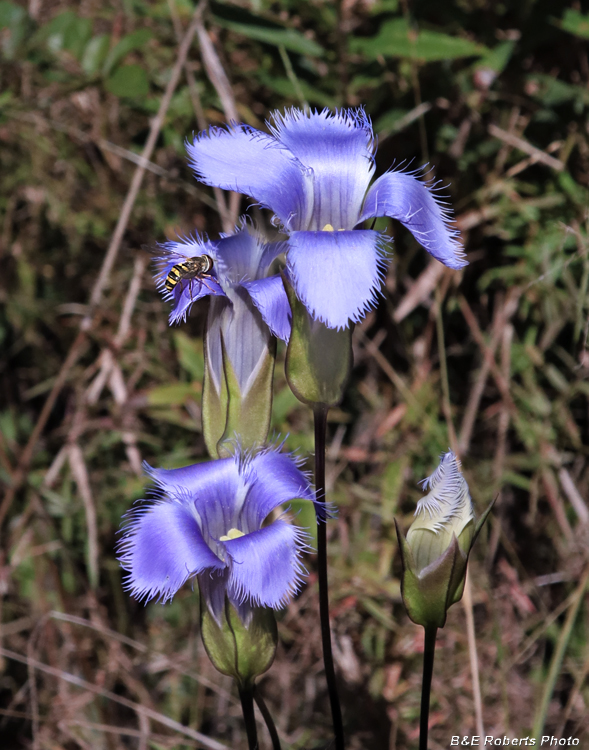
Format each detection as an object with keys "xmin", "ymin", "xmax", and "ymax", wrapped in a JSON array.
[{"xmin": 396, "ymin": 451, "xmax": 493, "ymax": 628}]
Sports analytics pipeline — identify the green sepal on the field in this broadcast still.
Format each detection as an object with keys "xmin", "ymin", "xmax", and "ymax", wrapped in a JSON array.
[
  {"xmin": 203, "ymin": 331, "xmax": 275, "ymax": 459},
  {"xmin": 200, "ymin": 595, "xmax": 278, "ymax": 690},
  {"xmin": 202, "ymin": 326, "xmax": 229, "ymax": 459},
  {"xmin": 472, "ymin": 496, "xmax": 496, "ymax": 546},
  {"xmin": 283, "ymin": 273, "xmax": 352, "ymax": 408},
  {"xmin": 396, "ymin": 520, "xmax": 466, "ymax": 628}
]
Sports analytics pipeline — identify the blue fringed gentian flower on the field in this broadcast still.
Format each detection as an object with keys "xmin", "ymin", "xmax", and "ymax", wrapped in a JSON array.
[
  {"xmin": 187, "ymin": 108, "xmax": 467, "ymax": 329},
  {"xmin": 155, "ymin": 225, "xmax": 292, "ymax": 455},
  {"xmin": 155, "ymin": 224, "xmax": 290, "ymax": 339},
  {"xmin": 118, "ymin": 445, "xmax": 318, "ymax": 621}
]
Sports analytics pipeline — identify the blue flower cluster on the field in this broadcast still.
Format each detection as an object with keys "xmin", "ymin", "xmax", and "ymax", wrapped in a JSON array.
[{"xmin": 119, "ymin": 106, "xmax": 465, "ymax": 625}]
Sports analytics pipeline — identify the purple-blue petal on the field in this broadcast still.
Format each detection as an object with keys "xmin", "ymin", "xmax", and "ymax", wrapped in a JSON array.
[
  {"xmin": 118, "ymin": 499, "xmax": 223, "ymax": 603},
  {"xmin": 187, "ymin": 125, "xmax": 313, "ymax": 230},
  {"xmin": 225, "ymin": 520, "xmax": 308, "ymax": 609},
  {"xmin": 359, "ymin": 170, "xmax": 467, "ymax": 269},
  {"xmin": 214, "ymin": 229, "xmax": 265, "ymax": 284},
  {"xmin": 259, "ymin": 240, "xmax": 287, "ymax": 273},
  {"xmin": 197, "ymin": 568, "xmax": 230, "ymax": 624},
  {"xmin": 168, "ymin": 277, "xmax": 225, "ymax": 325},
  {"xmin": 239, "ymin": 450, "xmax": 314, "ymax": 532},
  {"xmin": 286, "ymin": 229, "xmax": 386, "ymax": 329},
  {"xmin": 193, "ymin": 466, "xmax": 249, "ymax": 548},
  {"xmin": 269, "ymin": 108, "xmax": 375, "ymax": 231},
  {"xmin": 242, "ymin": 275, "xmax": 292, "ymax": 342},
  {"xmin": 146, "ymin": 458, "xmax": 240, "ymax": 504}
]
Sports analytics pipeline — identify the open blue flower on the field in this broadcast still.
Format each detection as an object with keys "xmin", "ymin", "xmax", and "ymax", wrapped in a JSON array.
[
  {"xmin": 118, "ymin": 446, "xmax": 318, "ymax": 620},
  {"xmin": 155, "ymin": 226, "xmax": 292, "ymax": 456},
  {"xmin": 154, "ymin": 225, "xmax": 291, "ymax": 340},
  {"xmin": 187, "ymin": 108, "xmax": 466, "ymax": 329}
]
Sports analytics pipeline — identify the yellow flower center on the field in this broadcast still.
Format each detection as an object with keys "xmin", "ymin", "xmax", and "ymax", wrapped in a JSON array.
[
  {"xmin": 321, "ymin": 224, "xmax": 346, "ymax": 232},
  {"xmin": 219, "ymin": 527, "xmax": 245, "ymax": 541}
]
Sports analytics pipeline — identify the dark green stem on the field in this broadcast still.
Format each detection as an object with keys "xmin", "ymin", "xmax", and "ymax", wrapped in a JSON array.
[
  {"xmin": 239, "ymin": 684, "xmax": 259, "ymax": 750},
  {"xmin": 419, "ymin": 626, "xmax": 438, "ymax": 750},
  {"xmin": 253, "ymin": 685, "xmax": 281, "ymax": 750},
  {"xmin": 314, "ymin": 405, "xmax": 345, "ymax": 750}
]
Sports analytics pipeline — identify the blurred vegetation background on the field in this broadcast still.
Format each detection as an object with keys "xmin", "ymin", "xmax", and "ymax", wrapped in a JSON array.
[{"xmin": 1, "ymin": 0, "xmax": 589, "ymax": 748}]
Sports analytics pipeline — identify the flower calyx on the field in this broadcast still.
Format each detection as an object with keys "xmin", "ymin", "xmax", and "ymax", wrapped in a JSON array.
[{"xmin": 200, "ymin": 592, "xmax": 277, "ymax": 689}]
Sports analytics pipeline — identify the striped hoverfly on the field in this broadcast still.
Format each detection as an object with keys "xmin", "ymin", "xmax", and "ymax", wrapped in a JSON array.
[{"xmin": 164, "ymin": 254, "xmax": 216, "ymax": 299}]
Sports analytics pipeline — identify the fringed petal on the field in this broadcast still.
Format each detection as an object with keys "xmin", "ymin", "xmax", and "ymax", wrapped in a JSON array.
[
  {"xmin": 214, "ymin": 228, "xmax": 266, "ymax": 285},
  {"xmin": 145, "ymin": 458, "xmax": 240, "ymax": 506},
  {"xmin": 187, "ymin": 124, "xmax": 313, "ymax": 230},
  {"xmin": 242, "ymin": 274, "xmax": 292, "ymax": 342},
  {"xmin": 225, "ymin": 520, "xmax": 309, "ymax": 609},
  {"xmin": 239, "ymin": 449, "xmax": 315, "ymax": 532},
  {"xmin": 118, "ymin": 499, "xmax": 223, "ymax": 603},
  {"xmin": 270, "ymin": 108, "xmax": 375, "ymax": 230},
  {"xmin": 360, "ymin": 169, "xmax": 467, "ymax": 269},
  {"xmin": 286, "ymin": 229, "xmax": 387, "ymax": 329}
]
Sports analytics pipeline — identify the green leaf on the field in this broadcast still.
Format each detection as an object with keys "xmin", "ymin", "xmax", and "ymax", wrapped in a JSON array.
[
  {"xmin": 102, "ymin": 28, "xmax": 153, "ymax": 75},
  {"xmin": 0, "ymin": 0, "xmax": 25, "ymax": 28},
  {"xmin": 367, "ymin": 0, "xmax": 399, "ymax": 13},
  {"xmin": 146, "ymin": 381, "xmax": 200, "ymax": 407},
  {"xmin": 474, "ymin": 40, "xmax": 515, "ymax": 74},
  {"xmin": 350, "ymin": 17, "xmax": 489, "ymax": 62},
  {"xmin": 214, "ymin": 15, "xmax": 324, "ymax": 58},
  {"xmin": 105, "ymin": 64, "xmax": 149, "ymax": 98},
  {"xmin": 173, "ymin": 331, "xmax": 205, "ymax": 380},
  {"xmin": 82, "ymin": 34, "xmax": 110, "ymax": 76},
  {"xmin": 256, "ymin": 70, "xmax": 336, "ymax": 107},
  {"xmin": 526, "ymin": 74, "xmax": 589, "ymax": 109},
  {"xmin": 558, "ymin": 9, "xmax": 589, "ymax": 40},
  {"xmin": 35, "ymin": 11, "xmax": 92, "ymax": 59},
  {"xmin": 0, "ymin": 0, "xmax": 25, "ymax": 59}
]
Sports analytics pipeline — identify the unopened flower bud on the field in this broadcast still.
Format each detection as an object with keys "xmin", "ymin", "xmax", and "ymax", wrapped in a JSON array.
[{"xmin": 395, "ymin": 451, "xmax": 493, "ymax": 629}]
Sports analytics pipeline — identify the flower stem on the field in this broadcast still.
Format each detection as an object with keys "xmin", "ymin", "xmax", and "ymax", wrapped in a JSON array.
[
  {"xmin": 419, "ymin": 626, "xmax": 438, "ymax": 750},
  {"xmin": 239, "ymin": 685, "xmax": 259, "ymax": 750},
  {"xmin": 313, "ymin": 404, "xmax": 345, "ymax": 750},
  {"xmin": 253, "ymin": 685, "xmax": 282, "ymax": 750}
]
